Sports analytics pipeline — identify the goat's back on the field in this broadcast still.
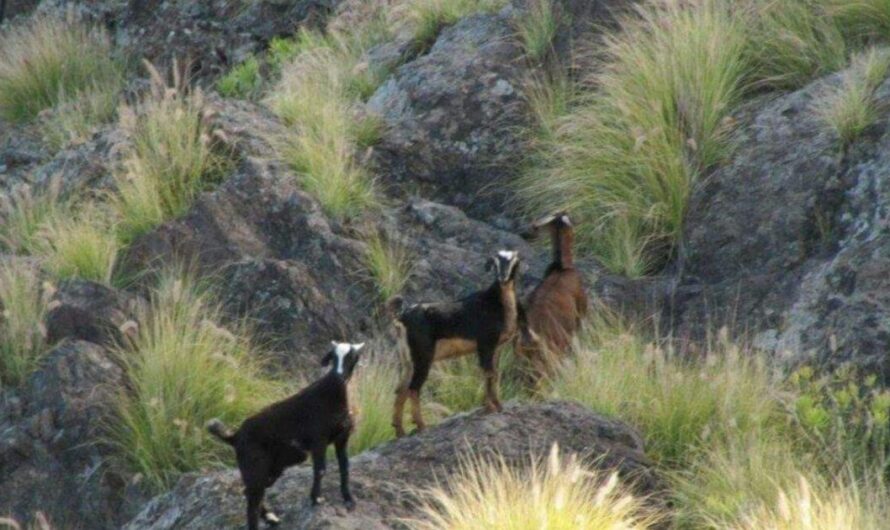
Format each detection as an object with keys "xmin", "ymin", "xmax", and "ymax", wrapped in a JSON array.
[{"xmin": 526, "ymin": 269, "xmax": 587, "ymax": 352}]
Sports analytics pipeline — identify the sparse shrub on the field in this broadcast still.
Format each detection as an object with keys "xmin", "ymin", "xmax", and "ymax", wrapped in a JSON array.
[
  {"xmin": 113, "ymin": 64, "xmax": 229, "ymax": 243},
  {"xmin": 363, "ymin": 235, "xmax": 414, "ymax": 303},
  {"xmin": 348, "ymin": 357, "xmax": 401, "ymax": 454},
  {"xmin": 516, "ymin": 0, "xmax": 558, "ymax": 62},
  {"xmin": 36, "ymin": 204, "xmax": 120, "ymax": 284},
  {"xmin": 520, "ymin": 0, "xmax": 749, "ymax": 276},
  {"xmin": 0, "ymin": 180, "xmax": 64, "ymax": 255},
  {"xmin": 749, "ymin": 0, "xmax": 848, "ymax": 89},
  {"xmin": 0, "ymin": 14, "xmax": 122, "ymax": 123},
  {"xmin": 407, "ymin": 443, "xmax": 659, "ymax": 530},
  {"xmin": 0, "ymin": 265, "xmax": 50, "ymax": 387},
  {"xmin": 817, "ymin": 48, "xmax": 890, "ymax": 144},
  {"xmin": 109, "ymin": 271, "xmax": 280, "ymax": 491},
  {"xmin": 216, "ymin": 57, "xmax": 262, "ymax": 99}
]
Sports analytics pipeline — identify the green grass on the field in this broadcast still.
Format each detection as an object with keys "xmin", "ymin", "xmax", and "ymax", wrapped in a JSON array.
[
  {"xmin": 0, "ymin": 265, "xmax": 50, "ymax": 388},
  {"xmin": 515, "ymin": 0, "xmax": 558, "ymax": 62},
  {"xmin": 408, "ymin": 444, "xmax": 660, "ymax": 530},
  {"xmin": 348, "ymin": 356, "xmax": 401, "ymax": 454},
  {"xmin": 113, "ymin": 67, "xmax": 228, "ymax": 243},
  {"xmin": 362, "ymin": 235, "xmax": 414, "ymax": 303},
  {"xmin": 266, "ymin": 29, "xmax": 383, "ymax": 219},
  {"xmin": 0, "ymin": 180, "xmax": 65, "ymax": 255},
  {"xmin": 36, "ymin": 204, "xmax": 120, "ymax": 284},
  {"xmin": 823, "ymin": 0, "xmax": 890, "ymax": 43},
  {"xmin": 216, "ymin": 57, "xmax": 263, "ymax": 99},
  {"xmin": 403, "ymin": 0, "xmax": 507, "ymax": 50},
  {"xmin": 0, "ymin": 14, "xmax": 122, "ymax": 123},
  {"xmin": 520, "ymin": 0, "xmax": 750, "ymax": 277},
  {"xmin": 109, "ymin": 270, "xmax": 281, "ymax": 491},
  {"xmin": 39, "ymin": 78, "xmax": 123, "ymax": 150},
  {"xmin": 427, "ymin": 347, "xmax": 526, "ymax": 416},
  {"xmin": 817, "ymin": 47, "xmax": 890, "ymax": 144},
  {"xmin": 749, "ymin": 0, "xmax": 848, "ymax": 89}
]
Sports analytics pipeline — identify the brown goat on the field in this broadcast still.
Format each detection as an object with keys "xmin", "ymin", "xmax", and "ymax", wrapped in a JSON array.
[{"xmin": 516, "ymin": 212, "xmax": 588, "ymax": 383}]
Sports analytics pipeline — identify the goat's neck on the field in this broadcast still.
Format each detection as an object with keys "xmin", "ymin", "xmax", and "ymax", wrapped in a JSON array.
[
  {"xmin": 498, "ymin": 280, "xmax": 518, "ymax": 343},
  {"xmin": 550, "ymin": 225, "xmax": 575, "ymax": 269}
]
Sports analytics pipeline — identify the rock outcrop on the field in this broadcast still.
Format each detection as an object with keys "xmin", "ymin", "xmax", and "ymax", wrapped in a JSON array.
[
  {"xmin": 125, "ymin": 401, "xmax": 657, "ymax": 530},
  {"xmin": 0, "ymin": 340, "xmax": 137, "ymax": 528}
]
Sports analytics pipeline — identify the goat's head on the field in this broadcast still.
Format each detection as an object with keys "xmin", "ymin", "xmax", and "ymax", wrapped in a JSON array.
[
  {"xmin": 521, "ymin": 211, "xmax": 572, "ymax": 240},
  {"xmin": 322, "ymin": 341, "xmax": 365, "ymax": 379},
  {"xmin": 486, "ymin": 250, "xmax": 520, "ymax": 285}
]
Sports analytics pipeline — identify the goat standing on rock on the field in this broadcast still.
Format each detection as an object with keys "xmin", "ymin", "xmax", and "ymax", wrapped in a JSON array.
[
  {"xmin": 387, "ymin": 250, "xmax": 521, "ymax": 437},
  {"xmin": 517, "ymin": 212, "xmax": 588, "ymax": 383},
  {"xmin": 207, "ymin": 342, "xmax": 365, "ymax": 530}
]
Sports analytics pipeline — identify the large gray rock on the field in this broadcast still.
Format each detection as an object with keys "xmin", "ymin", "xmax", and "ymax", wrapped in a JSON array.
[
  {"xmin": 45, "ymin": 279, "xmax": 145, "ymax": 347},
  {"xmin": 0, "ymin": 340, "xmax": 137, "ymax": 529},
  {"xmin": 124, "ymin": 401, "xmax": 657, "ymax": 530},
  {"xmin": 672, "ymin": 67, "xmax": 890, "ymax": 377}
]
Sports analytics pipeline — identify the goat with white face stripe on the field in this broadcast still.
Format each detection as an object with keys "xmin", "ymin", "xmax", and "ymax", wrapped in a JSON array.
[
  {"xmin": 387, "ymin": 250, "xmax": 521, "ymax": 437},
  {"xmin": 208, "ymin": 342, "xmax": 365, "ymax": 529}
]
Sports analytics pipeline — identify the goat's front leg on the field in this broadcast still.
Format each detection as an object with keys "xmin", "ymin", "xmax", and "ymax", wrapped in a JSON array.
[
  {"xmin": 334, "ymin": 437, "xmax": 356, "ymax": 510},
  {"xmin": 479, "ymin": 347, "xmax": 503, "ymax": 413},
  {"xmin": 245, "ymin": 487, "xmax": 265, "ymax": 530},
  {"xmin": 310, "ymin": 447, "xmax": 327, "ymax": 506}
]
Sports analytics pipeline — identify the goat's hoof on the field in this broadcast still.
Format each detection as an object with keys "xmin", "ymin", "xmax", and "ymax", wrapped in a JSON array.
[
  {"xmin": 263, "ymin": 511, "xmax": 281, "ymax": 526},
  {"xmin": 394, "ymin": 427, "xmax": 406, "ymax": 438},
  {"xmin": 311, "ymin": 497, "xmax": 325, "ymax": 507},
  {"xmin": 344, "ymin": 499, "xmax": 356, "ymax": 511}
]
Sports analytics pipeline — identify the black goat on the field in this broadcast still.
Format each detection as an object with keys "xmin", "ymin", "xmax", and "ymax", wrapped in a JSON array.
[
  {"xmin": 207, "ymin": 342, "xmax": 365, "ymax": 530},
  {"xmin": 388, "ymin": 250, "xmax": 520, "ymax": 437}
]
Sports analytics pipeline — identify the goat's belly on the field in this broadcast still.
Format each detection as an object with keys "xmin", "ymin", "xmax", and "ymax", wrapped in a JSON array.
[{"xmin": 434, "ymin": 338, "xmax": 477, "ymax": 360}]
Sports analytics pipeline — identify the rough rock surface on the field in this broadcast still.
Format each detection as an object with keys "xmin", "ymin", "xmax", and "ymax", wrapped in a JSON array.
[
  {"xmin": 673, "ymin": 71, "xmax": 890, "ymax": 377},
  {"xmin": 0, "ymin": 340, "xmax": 137, "ymax": 529},
  {"xmin": 125, "ymin": 401, "xmax": 657, "ymax": 530},
  {"xmin": 45, "ymin": 279, "xmax": 145, "ymax": 346}
]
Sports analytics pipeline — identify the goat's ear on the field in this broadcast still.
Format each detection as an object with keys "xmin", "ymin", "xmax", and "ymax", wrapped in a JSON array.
[
  {"xmin": 321, "ymin": 351, "xmax": 334, "ymax": 366},
  {"xmin": 353, "ymin": 342, "xmax": 365, "ymax": 351}
]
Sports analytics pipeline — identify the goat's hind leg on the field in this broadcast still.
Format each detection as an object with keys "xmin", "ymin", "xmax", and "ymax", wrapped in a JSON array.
[
  {"xmin": 479, "ymin": 347, "xmax": 503, "ymax": 413},
  {"xmin": 393, "ymin": 379, "xmax": 410, "ymax": 437},
  {"xmin": 309, "ymin": 447, "xmax": 327, "ymax": 506}
]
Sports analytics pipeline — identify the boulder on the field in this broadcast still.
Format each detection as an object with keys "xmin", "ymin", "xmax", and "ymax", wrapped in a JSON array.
[
  {"xmin": 0, "ymin": 340, "xmax": 136, "ymax": 529},
  {"xmin": 45, "ymin": 279, "xmax": 145, "ymax": 347},
  {"xmin": 673, "ymin": 67, "xmax": 890, "ymax": 377},
  {"xmin": 124, "ymin": 401, "xmax": 657, "ymax": 530}
]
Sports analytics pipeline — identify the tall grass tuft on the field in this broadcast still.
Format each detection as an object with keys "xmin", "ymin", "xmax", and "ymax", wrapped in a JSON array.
[
  {"xmin": 407, "ymin": 443, "xmax": 659, "ymax": 530},
  {"xmin": 520, "ymin": 0, "xmax": 749, "ymax": 276},
  {"xmin": 348, "ymin": 357, "xmax": 401, "ymax": 454},
  {"xmin": 403, "ymin": 0, "xmax": 507, "ymax": 50},
  {"xmin": 0, "ymin": 265, "xmax": 50, "ymax": 387},
  {"xmin": 749, "ymin": 0, "xmax": 848, "ymax": 90},
  {"xmin": 0, "ymin": 14, "xmax": 122, "ymax": 123},
  {"xmin": 516, "ymin": 0, "xmax": 558, "ymax": 62},
  {"xmin": 817, "ymin": 47, "xmax": 890, "ymax": 144},
  {"xmin": 36, "ymin": 204, "xmax": 120, "ymax": 284},
  {"xmin": 109, "ymin": 271, "xmax": 279, "ymax": 491},
  {"xmin": 267, "ymin": 30, "xmax": 382, "ymax": 219},
  {"xmin": 113, "ymin": 64, "xmax": 228, "ymax": 243},
  {"xmin": 39, "ymin": 79, "xmax": 123, "ymax": 150},
  {"xmin": 0, "ymin": 180, "xmax": 64, "ymax": 255},
  {"xmin": 363, "ymin": 235, "xmax": 414, "ymax": 303},
  {"xmin": 823, "ymin": 0, "xmax": 890, "ymax": 43},
  {"xmin": 548, "ymin": 317, "xmax": 780, "ymax": 467}
]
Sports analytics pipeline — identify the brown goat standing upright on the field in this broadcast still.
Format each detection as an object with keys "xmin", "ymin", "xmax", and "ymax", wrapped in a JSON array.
[{"xmin": 517, "ymin": 212, "xmax": 588, "ymax": 384}]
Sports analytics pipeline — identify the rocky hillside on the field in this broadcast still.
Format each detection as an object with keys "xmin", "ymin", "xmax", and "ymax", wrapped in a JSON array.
[{"xmin": 4, "ymin": 0, "xmax": 890, "ymax": 528}]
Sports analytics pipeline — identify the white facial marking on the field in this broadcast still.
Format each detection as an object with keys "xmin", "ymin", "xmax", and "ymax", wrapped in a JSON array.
[
  {"xmin": 498, "ymin": 250, "xmax": 516, "ymax": 261},
  {"xmin": 334, "ymin": 342, "xmax": 351, "ymax": 374}
]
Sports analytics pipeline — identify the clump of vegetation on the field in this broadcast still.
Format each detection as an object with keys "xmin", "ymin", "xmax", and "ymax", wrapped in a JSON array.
[
  {"xmin": 36, "ymin": 204, "xmax": 120, "ymax": 284},
  {"xmin": 216, "ymin": 57, "xmax": 263, "ymax": 100},
  {"xmin": 0, "ymin": 265, "xmax": 50, "ymax": 388},
  {"xmin": 427, "ymin": 349, "xmax": 525, "ymax": 416},
  {"xmin": 520, "ymin": 0, "xmax": 749, "ymax": 277},
  {"xmin": 109, "ymin": 271, "xmax": 280, "ymax": 491},
  {"xmin": 515, "ymin": 0, "xmax": 558, "ymax": 62},
  {"xmin": 0, "ymin": 181, "xmax": 64, "ymax": 255},
  {"xmin": 749, "ymin": 0, "xmax": 848, "ymax": 90},
  {"xmin": 817, "ymin": 48, "xmax": 890, "ymax": 144},
  {"xmin": 267, "ymin": 29, "xmax": 384, "ymax": 219},
  {"xmin": 823, "ymin": 0, "xmax": 890, "ymax": 43},
  {"xmin": 0, "ymin": 13, "xmax": 123, "ymax": 123},
  {"xmin": 348, "ymin": 356, "xmax": 401, "ymax": 454},
  {"xmin": 363, "ymin": 235, "xmax": 414, "ymax": 303},
  {"xmin": 404, "ymin": 0, "xmax": 506, "ymax": 51},
  {"xmin": 408, "ymin": 443, "xmax": 659, "ymax": 530},
  {"xmin": 113, "ymin": 64, "xmax": 229, "ymax": 243},
  {"xmin": 39, "ymin": 79, "xmax": 122, "ymax": 150}
]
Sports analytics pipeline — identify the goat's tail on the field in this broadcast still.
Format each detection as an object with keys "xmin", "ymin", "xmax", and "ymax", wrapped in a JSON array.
[
  {"xmin": 385, "ymin": 295, "xmax": 405, "ymax": 320},
  {"xmin": 206, "ymin": 418, "xmax": 236, "ymax": 446}
]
